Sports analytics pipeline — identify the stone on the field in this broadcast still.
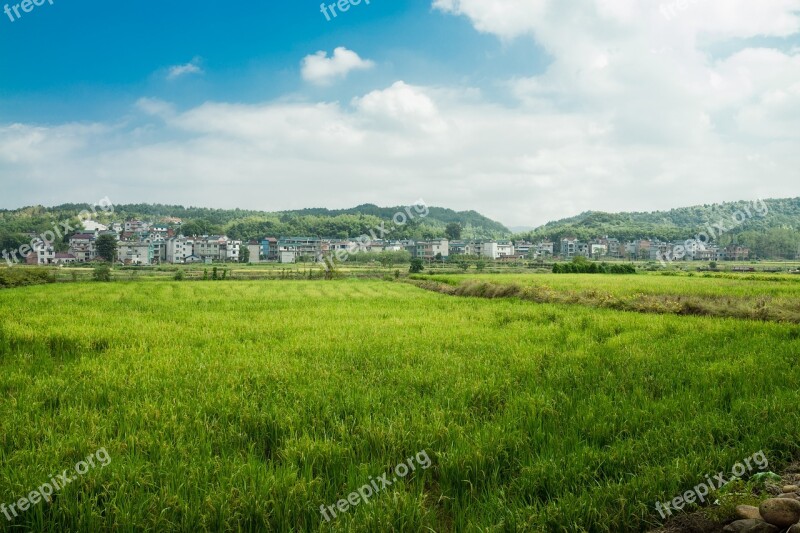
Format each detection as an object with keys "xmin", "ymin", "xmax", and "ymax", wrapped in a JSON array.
[
  {"xmin": 777, "ymin": 492, "xmax": 800, "ymax": 501},
  {"xmin": 787, "ymin": 524, "xmax": 800, "ymax": 533},
  {"xmin": 735, "ymin": 505, "xmax": 762, "ymax": 520},
  {"xmin": 759, "ymin": 497, "xmax": 800, "ymax": 528},
  {"xmin": 783, "ymin": 485, "xmax": 800, "ymax": 493},
  {"xmin": 722, "ymin": 519, "xmax": 778, "ymax": 533}
]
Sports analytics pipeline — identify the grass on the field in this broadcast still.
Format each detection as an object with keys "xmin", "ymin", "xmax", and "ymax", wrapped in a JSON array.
[
  {"xmin": 410, "ymin": 272, "xmax": 800, "ymax": 323},
  {"xmin": 0, "ymin": 279, "xmax": 799, "ymax": 531}
]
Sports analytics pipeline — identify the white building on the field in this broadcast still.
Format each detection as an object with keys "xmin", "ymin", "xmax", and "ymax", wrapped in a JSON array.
[
  {"xmin": 32, "ymin": 242, "xmax": 55, "ymax": 264},
  {"xmin": 166, "ymin": 237, "xmax": 195, "ymax": 264}
]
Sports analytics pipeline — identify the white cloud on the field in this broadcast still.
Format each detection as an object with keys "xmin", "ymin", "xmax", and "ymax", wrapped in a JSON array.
[
  {"xmin": 301, "ymin": 47, "xmax": 375, "ymax": 86},
  {"xmin": 166, "ymin": 58, "xmax": 204, "ymax": 80},
  {"xmin": 1, "ymin": 4, "xmax": 800, "ymax": 227}
]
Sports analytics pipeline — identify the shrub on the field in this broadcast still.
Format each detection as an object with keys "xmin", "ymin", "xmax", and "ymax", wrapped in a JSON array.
[{"xmin": 93, "ymin": 265, "xmax": 112, "ymax": 282}]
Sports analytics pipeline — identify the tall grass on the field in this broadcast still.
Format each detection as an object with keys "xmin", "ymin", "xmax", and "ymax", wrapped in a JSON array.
[{"xmin": 0, "ymin": 280, "xmax": 798, "ymax": 531}]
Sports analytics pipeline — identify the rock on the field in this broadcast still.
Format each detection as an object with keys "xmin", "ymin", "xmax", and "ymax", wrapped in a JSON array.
[
  {"xmin": 735, "ymin": 505, "xmax": 762, "ymax": 520},
  {"xmin": 784, "ymin": 485, "xmax": 800, "ymax": 493},
  {"xmin": 759, "ymin": 497, "xmax": 800, "ymax": 527},
  {"xmin": 777, "ymin": 492, "xmax": 800, "ymax": 500},
  {"xmin": 788, "ymin": 524, "xmax": 800, "ymax": 533},
  {"xmin": 723, "ymin": 519, "xmax": 779, "ymax": 533}
]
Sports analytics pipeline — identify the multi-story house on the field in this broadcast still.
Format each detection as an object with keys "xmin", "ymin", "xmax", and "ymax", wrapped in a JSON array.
[
  {"xmin": 513, "ymin": 242, "xmax": 532, "ymax": 257},
  {"xmin": 560, "ymin": 237, "xmax": 578, "ymax": 258},
  {"xmin": 260, "ymin": 237, "xmax": 278, "ymax": 261},
  {"xmin": 497, "ymin": 240, "xmax": 515, "ymax": 257},
  {"xmin": 589, "ymin": 243, "xmax": 608, "ymax": 258},
  {"xmin": 224, "ymin": 239, "xmax": 241, "ymax": 262},
  {"xmin": 166, "ymin": 237, "xmax": 195, "ymax": 264},
  {"xmin": 69, "ymin": 233, "xmax": 97, "ymax": 262},
  {"xmin": 124, "ymin": 220, "xmax": 150, "ymax": 233},
  {"xmin": 32, "ymin": 242, "xmax": 55, "ymax": 264},
  {"xmin": 464, "ymin": 240, "xmax": 500, "ymax": 259},
  {"xmin": 118, "ymin": 242, "xmax": 154, "ymax": 265},
  {"xmin": 277, "ymin": 237, "xmax": 321, "ymax": 263},
  {"xmin": 247, "ymin": 241, "xmax": 262, "ymax": 263},
  {"xmin": 410, "ymin": 239, "xmax": 449, "ymax": 260},
  {"xmin": 537, "ymin": 241, "xmax": 554, "ymax": 257}
]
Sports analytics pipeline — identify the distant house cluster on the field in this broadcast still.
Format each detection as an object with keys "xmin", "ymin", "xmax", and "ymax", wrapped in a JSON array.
[
  {"xmin": 22, "ymin": 217, "xmax": 751, "ymax": 266},
  {"xmin": 555, "ymin": 237, "xmax": 750, "ymax": 262}
]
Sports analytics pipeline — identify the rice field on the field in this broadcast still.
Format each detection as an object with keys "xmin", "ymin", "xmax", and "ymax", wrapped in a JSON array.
[
  {"xmin": 1, "ymin": 279, "xmax": 799, "ymax": 531},
  {"xmin": 412, "ymin": 272, "xmax": 800, "ymax": 323}
]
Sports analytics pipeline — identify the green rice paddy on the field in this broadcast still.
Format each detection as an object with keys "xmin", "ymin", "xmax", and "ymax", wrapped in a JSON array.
[{"xmin": 1, "ymin": 277, "xmax": 798, "ymax": 531}]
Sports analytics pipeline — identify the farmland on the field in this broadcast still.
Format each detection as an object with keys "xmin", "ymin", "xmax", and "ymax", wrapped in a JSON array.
[{"xmin": 1, "ymin": 276, "xmax": 799, "ymax": 531}]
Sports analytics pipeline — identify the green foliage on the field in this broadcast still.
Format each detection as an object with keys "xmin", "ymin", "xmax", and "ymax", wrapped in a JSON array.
[
  {"xmin": 0, "ymin": 280, "xmax": 798, "ymax": 531},
  {"xmin": 95, "ymin": 234, "xmax": 118, "ymax": 263},
  {"xmin": 0, "ymin": 268, "xmax": 55, "ymax": 288},
  {"xmin": 174, "ymin": 270, "xmax": 185, "ymax": 281},
  {"xmin": 212, "ymin": 267, "xmax": 218, "ymax": 280},
  {"xmin": 445, "ymin": 222, "xmax": 462, "ymax": 240},
  {"xmin": 519, "ymin": 198, "xmax": 800, "ymax": 259},
  {"xmin": 92, "ymin": 264, "xmax": 112, "ymax": 282},
  {"xmin": 552, "ymin": 261, "xmax": 636, "ymax": 274},
  {"xmin": 409, "ymin": 258, "xmax": 424, "ymax": 273}
]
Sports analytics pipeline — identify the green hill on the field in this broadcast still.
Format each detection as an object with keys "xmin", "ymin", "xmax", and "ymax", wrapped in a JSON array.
[
  {"xmin": 0, "ymin": 202, "xmax": 511, "ymax": 252},
  {"xmin": 518, "ymin": 197, "xmax": 800, "ymax": 260}
]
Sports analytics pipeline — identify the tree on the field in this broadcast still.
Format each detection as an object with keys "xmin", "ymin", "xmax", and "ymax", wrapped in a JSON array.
[
  {"xmin": 239, "ymin": 245, "xmax": 250, "ymax": 263},
  {"xmin": 475, "ymin": 260, "xmax": 486, "ymax": 272},
  {"xmin": 92, "ymin": 264, "xmax": 112, "ymax": 282},
  {"xmin": 445, "ymin": 223, "xmax": 462, "ymax": 241},
  {"xmin": 174, "ymin": 270, "xmax": 185, "ymax": 281},
  {"xmin": 95, "ymin": 235, "xmax": 117, "ymax": 263},
  {"xmin": 409, "ymin": 258, "xmax": 424, "ymax": 273},
  {"xmin": 180, "ymin": 219, "xmax": 220, "ymax": 237}
]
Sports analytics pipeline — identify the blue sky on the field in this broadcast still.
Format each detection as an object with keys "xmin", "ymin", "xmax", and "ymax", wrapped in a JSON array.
[
  {"xmin": 1, "ymin": 0, "xmax": 799, "ymax": 226},
  {"xmin": 0, "ymin": 1, "xmax": 545, "ymax": 121}
]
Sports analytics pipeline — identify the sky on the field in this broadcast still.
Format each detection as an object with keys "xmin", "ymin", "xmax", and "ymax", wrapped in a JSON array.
[{"xmin": 0, "ymin": 0, "xmax": 799, "ymax": 227}]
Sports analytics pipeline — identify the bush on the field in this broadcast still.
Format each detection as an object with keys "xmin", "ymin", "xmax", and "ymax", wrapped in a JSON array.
[
  {"xmin": 409, "ymin": 258, "xmax": 424, "ymax": 274},
  {"xmin": 0, "ymin": 268, "xmax": 55, "ymax": 289},
  {"xmin": 174, "ymin": 270, "xmax": 185, "ymax": 281},
  {"xmin": 93, "ymin": 265, "xmax": 112, "ymax": 282},
  {"xmin": 551, "ymin": 261, "xmax": 636, "ymax": 275}
]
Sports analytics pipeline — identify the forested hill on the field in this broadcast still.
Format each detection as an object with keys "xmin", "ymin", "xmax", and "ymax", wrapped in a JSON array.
[
  {"xmin": 0, "ymin": 202, "xmax": 511, "ymax": 248},
  {"xmin": 518, "ymin": 197, "xmax": 800, "ymax": 259},
  {"xmin": 520, "ymin": 198, "xmax": 800, "ymax": 241}
]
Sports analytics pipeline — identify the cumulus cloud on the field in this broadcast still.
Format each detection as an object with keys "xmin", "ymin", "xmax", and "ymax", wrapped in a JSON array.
[
  {"xmin": 1, "ymin": 3, "xmax": 799, "ymax": 227},
  {"xmin": 167, "ymin": 58, "xmax": 204, "ymax": 80},
  {"xmin": 301, "ymin": 47, "xmax": 375, "ymax": 86}
]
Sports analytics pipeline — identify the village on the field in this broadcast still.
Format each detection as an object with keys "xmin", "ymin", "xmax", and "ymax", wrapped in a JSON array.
[{"xmin": 21, "ymin": 217, "xmax": 752, "ymax": 266}]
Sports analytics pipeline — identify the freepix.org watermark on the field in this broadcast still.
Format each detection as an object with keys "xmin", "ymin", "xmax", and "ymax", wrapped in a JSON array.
[
  {"xmin": 655, "ymin": 450, "xmax": 769, "ymax": 519},
  {"xmin": 659, "ymin": 0, "xmax": 708, "ymax": 21},
  {"xmin": 3, "ymin": 0, "xmax": 55, "ymax": 23},
  {"xmin": 1, "ymin": 196, "xmax": 114, "ymax": 267},
  {"xmin": 658, "ymin": 199, "xmax": 768, "ymax": 266},
  {"xmin": 318, "ymin": 199, "xmax": 429, "ymax": 271},
  {"xmin": 2, "ymin": 448, "xmax": 111, "ymax": 522},
  {"xmin": 320, "ymin": 0, "xmax": 370, "ymax": 22},
  {"xmin": 320, "ymin": 450, "xmax": 432, "ymax": 523}
]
